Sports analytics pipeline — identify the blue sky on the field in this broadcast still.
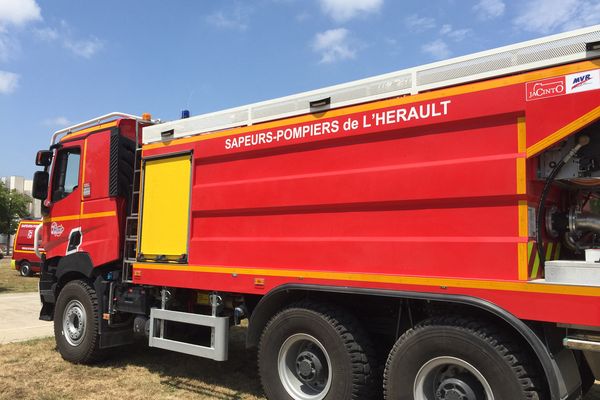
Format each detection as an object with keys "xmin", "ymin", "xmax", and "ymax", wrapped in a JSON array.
[{"xmin": 0, "ymin": 0, "xmax": 599, "ymax": 178}]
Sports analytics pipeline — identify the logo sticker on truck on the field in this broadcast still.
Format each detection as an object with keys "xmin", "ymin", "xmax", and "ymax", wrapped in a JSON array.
[
  {"xmin": 566, "ymin": 70, "xmax": 600, "ymax": 94},
  {"xmin": 51, "ymin": 222, "xmax": 64, "ymax": 237},
  {"xmin": 526, "ymin": 69, "xmax": 600, "ymax": 101},
  {"xmin": 526, "ymin": 78, "xmax": 565, "ymax": 101}
]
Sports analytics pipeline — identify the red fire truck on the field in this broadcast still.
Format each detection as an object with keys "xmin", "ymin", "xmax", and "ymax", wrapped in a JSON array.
[
  {"xmin": 10, "ymin": 219, "xmax": 44, "ymax": 276},
  {"xmin": 31, "ymin": 26, "xmax": 600, "ymax": 400}
]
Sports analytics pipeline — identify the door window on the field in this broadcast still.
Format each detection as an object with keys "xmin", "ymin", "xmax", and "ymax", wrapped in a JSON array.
[{"xmin": 52, "ymin": 148, "xmax": 81, "ymax": 201}]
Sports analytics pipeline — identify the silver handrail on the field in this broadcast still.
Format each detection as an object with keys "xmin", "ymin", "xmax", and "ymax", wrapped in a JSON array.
[
  {"xmin": 33, "ymin": 223, "xmax": 43, "ymax": 258},
  {"xmin": 50, "ymin": 112, "xmax": 147, "ymax": 145}
]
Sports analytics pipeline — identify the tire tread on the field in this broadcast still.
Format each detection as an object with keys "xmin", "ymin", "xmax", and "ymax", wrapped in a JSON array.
[
  {"xmin": 55, "ymin": 280, "xmax": 105, "ymax": 364},
  {"xmin": 258, "ymin": 300, "xmax": 378, "ymax": 399},
  {"xmin": 383, "ymin": 315, "xmax": 544, "ymax": 400}
]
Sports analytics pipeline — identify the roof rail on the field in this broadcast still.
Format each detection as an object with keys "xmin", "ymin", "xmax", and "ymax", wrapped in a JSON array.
[
  {"xmin": 143, "ymin": 24, "xmax": 600, "ymax": 144},
  {"xmin": 50, "ymin": 112, "xmax": 149, "ymax": 145}
]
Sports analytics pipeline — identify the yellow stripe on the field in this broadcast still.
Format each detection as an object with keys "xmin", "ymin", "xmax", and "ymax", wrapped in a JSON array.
[
  {"xmin": 133, "ymin": 262, "xmax": 600, "ymax": 297},
  {"xmin": 60, "ymin": 121, "xmax": 118, "ymax": 142},
  {"xmin": 527, "ymin": 105, "xmax": 600, "ymax": 157},
  {"xmin": 546, "ymin": 242, "xmax": 554, "ymax": 261},
  {"xmin": 517, "ymin": 117, "xmax": 526, "ymax": 152},
  {"xmin": 516, "ymin": 117, "xmax": 527, "ymax": 194},
  {"xmin": 530, "ymin": 247, "xmax": 541, "ymax": 279},
  {"xmin": 14, "ymin": 250, "xmax": 45, "ymax": 255},
  {"xmin": 43, "ymin": 211, "xmax": 116, "ymax": 223},
  {"xmin": 516, "ymin": 158, "xmax": 526, "ymax": 194},
  {"xmin": 517, "ymin": 199, "xmax": 529, "ymax": 281},
  {"xmin": 12, "ymin": 221, "xmax": 21, "ymax": 254},
  {"xmin": 518, "ymin": 242, "xmax": 528, "ymax": 281},
  {"xmin": 143, "ymin": 61, "xmax": 600, "ymax": 152},
  {"xmin": 518, "ymin": 200, "xmax": 528, "ymax": 237}
]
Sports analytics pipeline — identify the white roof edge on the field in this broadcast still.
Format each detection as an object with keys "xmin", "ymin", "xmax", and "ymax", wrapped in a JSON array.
[{"xmin": 143, "ymin": 24, "xmax": 600, "ymax": 144}]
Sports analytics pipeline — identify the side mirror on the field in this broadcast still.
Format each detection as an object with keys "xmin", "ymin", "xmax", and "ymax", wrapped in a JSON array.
[
  {"xmin": 32, "ymin": 171, "xmax": 49, "ymax": 200},
  {"xmin": 35, "ymin": 150, "xmax": 53, "ymax": 166}
]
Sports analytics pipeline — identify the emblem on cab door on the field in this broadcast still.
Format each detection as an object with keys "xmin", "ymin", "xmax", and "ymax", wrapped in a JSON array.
[{"xmin": 51, "ymin": 222, "xmax": 65, "ymax": 237}]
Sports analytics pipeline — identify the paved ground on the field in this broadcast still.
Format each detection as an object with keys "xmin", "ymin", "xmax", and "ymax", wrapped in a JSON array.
[{"xmin": 0, "ymin": 291, "xmax": 52, "ymax": 344}]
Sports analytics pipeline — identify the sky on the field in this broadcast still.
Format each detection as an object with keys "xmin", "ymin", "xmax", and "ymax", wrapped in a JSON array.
[{"xmin": 0, "ymin": 0, "xmax": 599, "ymax": 178}]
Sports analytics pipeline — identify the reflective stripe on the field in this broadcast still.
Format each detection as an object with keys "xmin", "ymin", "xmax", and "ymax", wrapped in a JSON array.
[
  {"xmin": 132, "ymin": 262, "xmax": 600, "ymax": 297},
  {"xmin": 43, "ymin": 211, "xmax": 116, "ymax": 223}
]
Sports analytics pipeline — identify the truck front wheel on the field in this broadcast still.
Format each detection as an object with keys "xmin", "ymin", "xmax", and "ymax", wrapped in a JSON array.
[
  {"xmin": 258, "ymin": 301, "xmax": 377, "ymax": 400},
  {"xmin": 384, "ymin": 316, "xmax": 544, "ymax": 400},
  {"xmin": 54, "ymin": 280, "xmax": 105, "ymax": 364}
]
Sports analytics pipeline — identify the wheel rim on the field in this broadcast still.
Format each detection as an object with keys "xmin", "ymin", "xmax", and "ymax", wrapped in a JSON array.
[
  {"xmin": 414, "ymin": 356, "xmax": 494, "ymax": 400},
  {"xmin": 62, "ymin": 299, "xmax": 87, "ymax": 346},
  {"xmin": 277, "ymin": 333, "xmax": 332, "ymax": 400},
  {"xmin": 20, "ymin": 264, "xmax": 29, "ymax": 276}
]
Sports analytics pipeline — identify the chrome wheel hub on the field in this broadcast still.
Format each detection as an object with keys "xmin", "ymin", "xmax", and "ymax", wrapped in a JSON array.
[
  {"xmin": 278, "ymin": 333, "xmax": 332, "ymax": 400},
  {"xmin": 63, "ymin": 299, "xmax": 86, "ymax": 346},
  {"xmin": 414, "ymin": 356, "xmax": 494, "ymax": 400}
]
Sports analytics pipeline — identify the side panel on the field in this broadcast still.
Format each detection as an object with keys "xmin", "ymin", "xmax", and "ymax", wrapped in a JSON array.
[
  {"xmin": 139, "ymin": 154, "xmax": 192, "ymax": 261},
  {"xmin": 136, "ymin": 60, "xmax": 600, "ymax": 327}
]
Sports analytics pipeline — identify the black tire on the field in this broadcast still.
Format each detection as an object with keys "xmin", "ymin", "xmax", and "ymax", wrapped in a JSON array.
[
  {"xmin": 54, "ymin": 280, "xmax": 105, "ymax": 364},
  {"xmin": 19, "ymin": 261, "xmax": 32, "ymax": 277},
  {"xmin": 384, "ymin": 316, "xmax": 544, "ymax": 400},
  {"xmin": 579, "ymin": 355, "xmax": 595, "ymax": 397},
  {"xmin": 258, "ymin": 301, "xmax": 377, "ymax": 400}
]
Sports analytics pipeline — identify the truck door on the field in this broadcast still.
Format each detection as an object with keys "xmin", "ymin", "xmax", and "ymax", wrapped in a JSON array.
[
  {"xmin": 43, "ymin": 145, "xmax": 82, "ymax": 258},
  {"xmin": 138, "ymin": 153, "xmax": 192, "ymax": 263}
]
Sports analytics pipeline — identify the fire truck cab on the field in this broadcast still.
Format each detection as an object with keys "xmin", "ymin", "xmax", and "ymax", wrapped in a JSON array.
[{"xmin": 31, "ymin": 26, "xmax": 600, "ymax": 400}]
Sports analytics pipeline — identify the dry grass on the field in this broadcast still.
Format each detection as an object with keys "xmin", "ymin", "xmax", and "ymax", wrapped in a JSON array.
[
  {"xmin": 0, "ymin": 326, "xmax": 266, "ymax": 400},
  {"xmin": 0, "ymin": 258, "xmax": 39, "ymax": 293},
  {"xmin": 0, "ymin": 323, "xmax": 599, "ymax": 400}
]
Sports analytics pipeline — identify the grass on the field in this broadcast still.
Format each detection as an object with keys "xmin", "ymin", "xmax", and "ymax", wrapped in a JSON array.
[
  {"xmin": 0, "ymin": 331, "xmax": 599, "ymax": 400},
  {"xmin": 0, "ymin": 326, "xmax": 266, "ymax": 400},
  {"xmin": 0, "ymin": 258, "xmax": 39, "ymax": 294}
]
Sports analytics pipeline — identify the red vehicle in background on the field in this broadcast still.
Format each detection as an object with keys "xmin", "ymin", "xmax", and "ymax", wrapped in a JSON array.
[{"xmin": 11, "ymin": 219, "xmax": 44, "ymax": 277}]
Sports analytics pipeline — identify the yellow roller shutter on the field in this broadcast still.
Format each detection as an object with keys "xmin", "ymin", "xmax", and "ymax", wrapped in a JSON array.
[{"xmin": 139, "ymin": 154, "xmax": 191, "ymax": 262}]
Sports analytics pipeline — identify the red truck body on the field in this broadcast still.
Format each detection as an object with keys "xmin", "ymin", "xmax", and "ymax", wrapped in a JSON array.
[
  {"xmin": 11, "ymin": 219, "xmax": 44, "ymax": 276},
  {"xmin": 31, "ymin": 27, "xmax": 600, "ymax": 400},
  {"xmin": 133, "ymin": 59, "xmax": 600, "ymax": 327}
]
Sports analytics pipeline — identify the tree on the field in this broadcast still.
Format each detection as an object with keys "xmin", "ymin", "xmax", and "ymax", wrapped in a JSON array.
[{"xmin": 0, "ymin": 181, "xmax": 32, "ymax": 252}]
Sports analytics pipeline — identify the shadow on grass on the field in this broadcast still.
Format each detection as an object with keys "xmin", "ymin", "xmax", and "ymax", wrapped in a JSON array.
[
  {"xmin": 0, "ymin": 286, "xmax": 7, "ymax": 293},
  {"xmin": 96, "ymin": 325, "xmax": 264, "ymax": 399}
]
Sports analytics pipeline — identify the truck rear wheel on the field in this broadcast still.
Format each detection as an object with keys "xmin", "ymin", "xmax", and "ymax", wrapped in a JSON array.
[
  {"xmin": 54, "ymin": 280, "xmax": 105, "ymax": 364},
  {"xmin": 383, "ymin": 316, "xmax": 543, "ymax": 400},
  {"xmin": 258, "ymin": 301, "xmax": 377, "ymax": 400},
  {"xmin": 19, "ymin": 261, "xmax": 32, "ymax": 277}
]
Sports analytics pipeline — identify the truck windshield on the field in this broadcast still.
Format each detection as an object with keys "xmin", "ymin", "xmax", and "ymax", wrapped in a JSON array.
[{"xmin": 52, "ymin": 148, "xmax": 80, "ymax": 201}]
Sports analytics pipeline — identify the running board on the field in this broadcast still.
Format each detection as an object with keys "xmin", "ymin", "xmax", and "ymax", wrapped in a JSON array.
[{"xmin": 148, "ymin": 308, "xmax": 229, "ymax": 361}]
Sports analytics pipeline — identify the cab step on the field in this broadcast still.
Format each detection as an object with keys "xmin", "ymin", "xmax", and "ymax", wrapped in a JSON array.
[{"xmin": 148, "ymin": 308, "xmax": 229, "ymax": 361}]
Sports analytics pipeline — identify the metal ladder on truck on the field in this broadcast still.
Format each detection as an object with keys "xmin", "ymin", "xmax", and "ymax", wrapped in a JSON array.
[{"xmin": 122, "ymin": 123, "xmax": 142, "ymax": 284}]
